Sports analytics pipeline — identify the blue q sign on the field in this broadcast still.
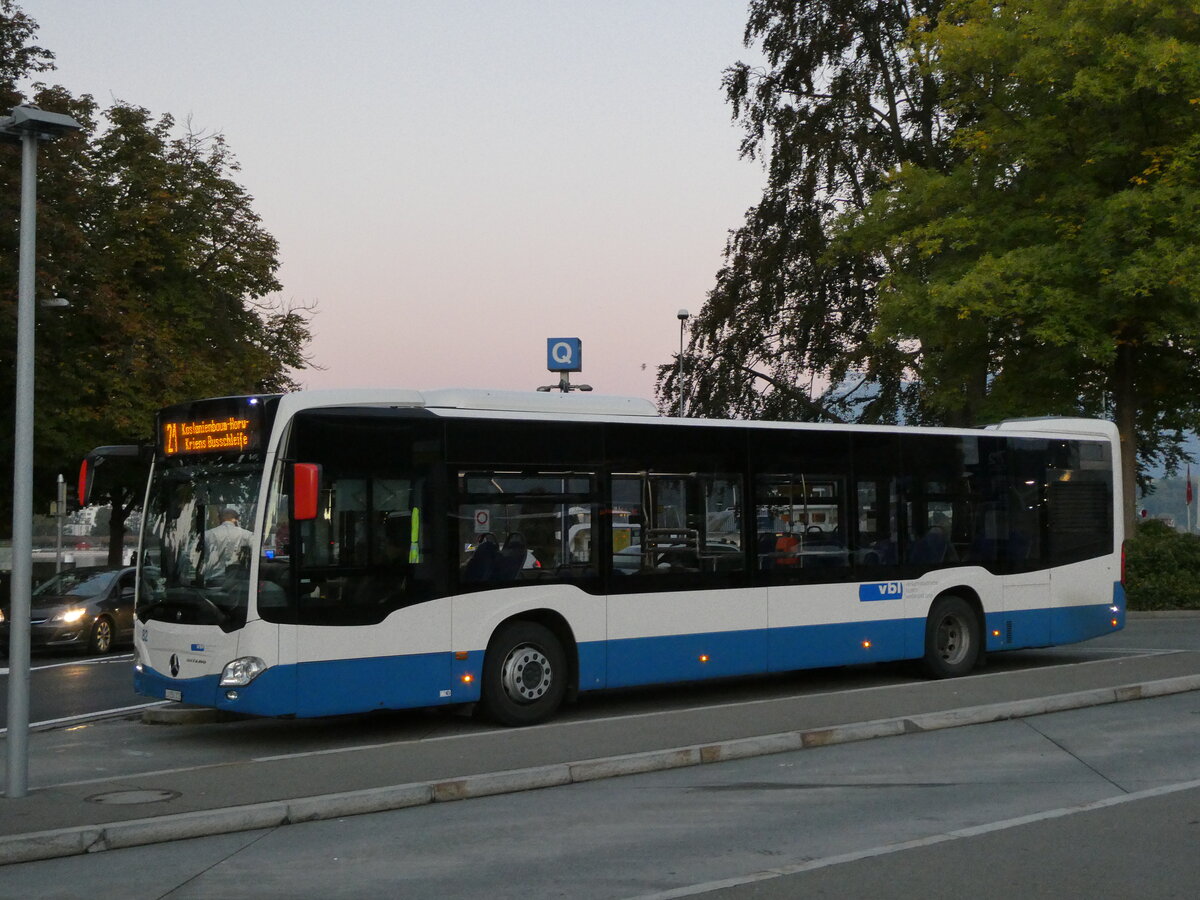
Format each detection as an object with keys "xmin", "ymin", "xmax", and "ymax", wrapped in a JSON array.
[{"xmin": 547, "ymin": 338, "xmax": 582, "ymax": 373}]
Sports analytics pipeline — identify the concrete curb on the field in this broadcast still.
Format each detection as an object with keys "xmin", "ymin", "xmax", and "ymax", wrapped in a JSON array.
[{"xmin": 3, "ymin": 672, "xmax": 1199, "ymax": 867}]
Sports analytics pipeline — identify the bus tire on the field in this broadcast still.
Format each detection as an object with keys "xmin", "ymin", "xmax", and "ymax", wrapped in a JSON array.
[
  {"xmin": 921, "ymin": 595, "xmax": 980, "ymax": 679},
  {"xmin": 480, "ymin": 621, "xmax": 566, "ymax": 726}
]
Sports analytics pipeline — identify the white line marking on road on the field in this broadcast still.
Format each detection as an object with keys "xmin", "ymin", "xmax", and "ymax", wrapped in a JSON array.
[
  {"xmin": 0, "ymin": 652, "xmax": 134, "ymax": 676},
  {"xmin": 0, "ymin": 701, "xmax": 167, "ymax": 737},
  {"xmin": 624, "ymin": 778, "xmax": 1200, "ymax": 899}
]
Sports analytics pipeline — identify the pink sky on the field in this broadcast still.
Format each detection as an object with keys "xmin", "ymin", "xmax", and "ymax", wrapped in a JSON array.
[{"xmin": 23, "ymin": 1, "xmax": 765, "ymax": 401}]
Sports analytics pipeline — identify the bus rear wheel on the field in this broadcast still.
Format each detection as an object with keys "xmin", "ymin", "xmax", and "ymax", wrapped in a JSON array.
[
  {"xmin": 922, "ymin": 595, "xmax": 980, "ymax": 678},
  {"xmin": 480, "ymin": 621, "xmax": 566, "ymax": 726}
]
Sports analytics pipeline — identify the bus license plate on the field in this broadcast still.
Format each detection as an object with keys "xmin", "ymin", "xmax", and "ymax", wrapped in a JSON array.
[{"xmin": 165, "ymin": 689, "xmax": 182, "ymax": 702}]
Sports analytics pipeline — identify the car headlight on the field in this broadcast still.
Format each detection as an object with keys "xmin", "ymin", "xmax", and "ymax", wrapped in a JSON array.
[
  {"xmin": 52, "ymin": 608, "xmax": 87, "ymax": 624},
  {"xmin": 220, "ymin": 656, "xmax": 267, "ymax": 687}
]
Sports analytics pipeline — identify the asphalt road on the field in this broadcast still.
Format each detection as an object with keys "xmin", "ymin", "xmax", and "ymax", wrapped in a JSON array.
[
  {"xmin": 0, "ymin": 651, "xmax": 154, "ymax": 733},
  {"xmin": 1, "ymin": 671, "xmax": 1196, "ymax": 898}
]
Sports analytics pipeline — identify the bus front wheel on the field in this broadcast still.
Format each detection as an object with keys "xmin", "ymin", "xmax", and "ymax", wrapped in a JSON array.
[
  {"xmin": 480, "ymin": 621, "xmax": 567, "ymax": 726},
  {"xmin": 921, "ymin": 595, "xmax": 981, "ymax": 679}
]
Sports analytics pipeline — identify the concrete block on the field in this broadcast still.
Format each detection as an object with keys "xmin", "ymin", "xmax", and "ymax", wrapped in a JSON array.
[
  {"xmin": 432, "ymin": 765, "xmax": 571, "ymax": 802},
  {"xmin": 101, "ymin": 802, "xmax": 289, "ymax": 850},
  {"xmin": 288, "ymin": 783, "xmax": 433, "ymax": 822},
  {"xmin": 569, "ymin": 747, "xmax": 701, "ymax": 783},
  {"xmin": 699, "ymin": 732, "xmax": 803, "ymax": 763},
  {"xmin": 0, "ymin": 826, "xmax": 104, "ymax": 865}
]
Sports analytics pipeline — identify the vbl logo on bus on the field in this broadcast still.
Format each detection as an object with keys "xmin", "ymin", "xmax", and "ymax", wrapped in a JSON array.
[{"xmin": 859, "ymin": 581, "xmax": 904, "ymax": 602}]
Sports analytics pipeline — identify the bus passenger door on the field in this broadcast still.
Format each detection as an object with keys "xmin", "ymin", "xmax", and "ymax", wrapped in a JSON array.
[{"xmin": 606, "ymin": 473, "xmax": 764, "ymax": 687}]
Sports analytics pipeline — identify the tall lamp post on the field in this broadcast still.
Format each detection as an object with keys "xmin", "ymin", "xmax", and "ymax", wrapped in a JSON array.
[
  {"xmin": 2, "ymin": 104, "xmax": 82, "ymax": 799},
  {"xmin": 676, "ymin": 309, "xmax": 690, "ymax": 417}
]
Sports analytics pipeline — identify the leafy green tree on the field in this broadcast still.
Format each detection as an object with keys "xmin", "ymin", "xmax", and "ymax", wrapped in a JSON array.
[
  {"xmin": 659, "ymin": 0, "xmax": 957, "ymax": 424},
  {"xmin": 1, "ymin": 2, "xmax": 312, "ymax": 560},
  {"xmin": 0, "ymin": 0, "xmax": 49, "ymax": 85},
  {"xmin": 842, "ymin": 0, "xmax": 1200, "ymax": 530}
]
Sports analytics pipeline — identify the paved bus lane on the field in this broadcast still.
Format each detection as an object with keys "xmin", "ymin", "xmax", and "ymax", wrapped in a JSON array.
[{"xmin": 2, "ymin": 681, "xmax": 1199, "ymax": 898}]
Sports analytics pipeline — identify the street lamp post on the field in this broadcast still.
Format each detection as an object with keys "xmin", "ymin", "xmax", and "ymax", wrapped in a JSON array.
[
  {"xmin": 2, "ymin": 104, "xmax": 82, "ymax": 799},
  {"xmin": 677, "ymin": 309, "xmax": 690, "ymax": 417}
]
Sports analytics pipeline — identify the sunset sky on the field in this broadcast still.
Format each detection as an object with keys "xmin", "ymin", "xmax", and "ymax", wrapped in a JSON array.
[{"xmin": 21, "ymin": 1, "xmax": 765, "ymax": 402}]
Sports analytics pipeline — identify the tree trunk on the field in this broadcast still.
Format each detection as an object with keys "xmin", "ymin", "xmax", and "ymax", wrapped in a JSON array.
[
  {"xmin": 1112, "ymin": 342, "xmax": 1138, "ymax": 538},
  {"xmin": 106, "ymin": 493, "xmax": 129, "ymax": 567}
]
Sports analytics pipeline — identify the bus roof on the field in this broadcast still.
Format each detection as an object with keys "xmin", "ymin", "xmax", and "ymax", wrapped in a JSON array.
[
  {"xmin": 263, "ymin": 390, "xmax": 1115, "ymax": 443},
  {"xmin": 987, "ymin": 417, "xmax": 1120, "ymax": 442},
  {"xmin": 274, "ymin": 388, "xmax": 660, "ymax": 419}
]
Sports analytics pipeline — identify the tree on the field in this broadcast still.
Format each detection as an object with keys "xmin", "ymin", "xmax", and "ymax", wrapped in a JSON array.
[
  {"xmin": 659, "ymin": 0, "xmax": 957, "ymax": 424},
  {"xmin": 0, "ymin": 0, "xmax": 50, "ymax": 86},
  {"xmin": 841, "ymin": 0, "xmax": 1200, "ymax": 531},
  {"xmin": 1, "ymin": 3, "xmax": 313, "ymax": 560}
]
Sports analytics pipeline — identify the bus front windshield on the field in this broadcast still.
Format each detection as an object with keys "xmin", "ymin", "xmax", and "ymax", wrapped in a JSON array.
[{"xmin": 140, "ymin": 458, "xmax": 264, "ymax": 631}]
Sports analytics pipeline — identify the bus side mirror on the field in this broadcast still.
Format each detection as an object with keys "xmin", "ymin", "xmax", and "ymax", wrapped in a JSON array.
[
  {"xmin": 79, "ymin": 444, "xmax": 146, "ymax": 506},
  {"xmin": 79, "ymin": 457, "xmax": 93, "ymax": 507},
  {"xmin": 292, "ymin": 463, "xmax": 321, "ymax": 521}
]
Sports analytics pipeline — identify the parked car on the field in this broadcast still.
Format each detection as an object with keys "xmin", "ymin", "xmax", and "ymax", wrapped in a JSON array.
[{"xmin": 0, "ymin": 565, "xmax": 154, "ymax": 655}]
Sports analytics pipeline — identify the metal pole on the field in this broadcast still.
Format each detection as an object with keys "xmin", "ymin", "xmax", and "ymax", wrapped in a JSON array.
[
  {"xmin": 677, "ymin": 310, "xmax": 689, "ymax": 417},
  {"xmin": 6, "ymin": 129, "xmax": 38, "ymax": 798},
  {"xmin": 55, "ymin": 474, "xmax": 65, "ymax": 573}
]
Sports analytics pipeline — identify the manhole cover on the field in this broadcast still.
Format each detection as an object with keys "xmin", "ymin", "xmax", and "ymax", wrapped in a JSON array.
[{"xmin": 86, "ymin": 789, "xmax": 181, "ymax": 805}]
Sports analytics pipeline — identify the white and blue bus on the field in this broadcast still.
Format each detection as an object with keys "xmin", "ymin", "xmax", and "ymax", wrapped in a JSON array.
[{"xmin": 104, "ymin": 389, "xmax": 1124, "ymax": 725}]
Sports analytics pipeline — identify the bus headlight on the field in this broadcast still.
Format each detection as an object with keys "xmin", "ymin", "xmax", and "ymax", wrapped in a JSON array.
[{"xmin": 220, "ymin": 656, "xmax": 267, "ymax": 687}]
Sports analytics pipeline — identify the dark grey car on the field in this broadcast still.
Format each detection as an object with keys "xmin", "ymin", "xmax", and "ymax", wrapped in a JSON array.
[{"xmin": 0, "ymin": 566, "xmax": 149, "ymax": 654}]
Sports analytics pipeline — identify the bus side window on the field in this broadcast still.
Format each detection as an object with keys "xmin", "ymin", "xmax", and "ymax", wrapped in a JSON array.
[
  {"xmin": 755, "ymin": 474, "xmax": 848, "ymax": 574},
  {"xmin": 855, "ymin": 479, "xmax": 899, "ymax": 567},
  {"xmin": 908, "ymin": 509, "xmax": 957, "ymax": 565},
  {"xmin": 373, "ymin": 479, "xmax": 421, "ymax": 566},
  {"xmin": 611, "ymin": 473, "xmax": 744, "ymax": 578},
  {"xmin": 455, "ymin": 471, "xmax": 598, "ymax": 591}
]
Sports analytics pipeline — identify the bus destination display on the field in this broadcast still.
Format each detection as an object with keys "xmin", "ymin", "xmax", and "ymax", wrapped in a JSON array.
[{"xmin": 162, "ymin": 414, "xmax": 259, "ymax": 456}]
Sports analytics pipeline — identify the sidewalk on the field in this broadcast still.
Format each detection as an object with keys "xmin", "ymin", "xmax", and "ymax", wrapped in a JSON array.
[{"xmin": 2, "ymin": 647, "xmax": 1199, "ymax": 866}]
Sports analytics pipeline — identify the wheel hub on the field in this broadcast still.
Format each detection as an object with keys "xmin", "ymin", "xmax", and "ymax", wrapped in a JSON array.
[
  {"xmin": 936, "ymin": 615, "xmax": 968, "ymax": 665},
  {"xmin": 500, "ymin": 644, "xmax": 553, "ymax": 704}
]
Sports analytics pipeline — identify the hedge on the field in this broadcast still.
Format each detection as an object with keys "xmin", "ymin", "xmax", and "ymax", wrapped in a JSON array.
[{"xmin": 1124, "ymin": 520, "xmax": 1200, "ymax": 611}]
